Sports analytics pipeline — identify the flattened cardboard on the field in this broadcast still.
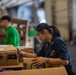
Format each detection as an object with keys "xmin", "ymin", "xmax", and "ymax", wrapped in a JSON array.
[
  {"xmin": 0, "ymin": 45, "xmax": 17, "ymax": 53},
  {"xmin": 0, "ymin": 66, "xmax": 68, "ymax": 75},
  {"xmin": 0, "ymin": 63, "xmax": 23, "ymax": 69}
]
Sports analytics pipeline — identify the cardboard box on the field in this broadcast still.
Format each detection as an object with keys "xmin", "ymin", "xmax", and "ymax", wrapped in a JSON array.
[
  {"xmin": 0, "ymin": 66, "xmax": 68, "ymax": 75},
  {"xmin": 23, "ymin": 58, "xmax": 37, "ymax": 69},
  {"xmin": 0, "ymin": 45, "xmax": 18, "ymax": 66},
  {"xmin": 17, "ymin": 46, "xmax": 34, "ymax": 63},
  {"xmin": 23, "ymin": 58, "xmax": 64, "ymax": 69},
  {"xmin": 16, "ymin": 46, "xmax": 34, "ymax": 63},
  {"xmin": 17, "ymin": 46, "xmax": 34, "ymax": 53},
  {"xmin": 0, "ymin": 54, "xmax": 7, "ymax": 65}
]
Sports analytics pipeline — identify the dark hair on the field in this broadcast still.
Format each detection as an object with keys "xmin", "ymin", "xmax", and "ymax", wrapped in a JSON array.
[
  {"xmin": 36, "ymin": 23, "xmax": 61, "ymax": 37},
  {"xmin": 1, "ymin": 15, "xmax": 11, "ymax": 22}
]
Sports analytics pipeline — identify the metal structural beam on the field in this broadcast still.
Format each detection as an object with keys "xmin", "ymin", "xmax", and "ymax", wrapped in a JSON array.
[{"xmin": 0, "ymin": 0, "xmax": 32, "ymax": 8}]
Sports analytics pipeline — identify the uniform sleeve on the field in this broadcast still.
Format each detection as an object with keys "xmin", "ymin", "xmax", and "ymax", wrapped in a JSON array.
[{"xmin": 55, "ymin": 39, "xmax": 69, "ymax": 60}]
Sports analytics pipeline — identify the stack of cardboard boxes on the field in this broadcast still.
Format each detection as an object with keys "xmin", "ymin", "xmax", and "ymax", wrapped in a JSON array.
[
  {"xmin": 0, "ymin": 45, "xmax": 34, "ymax": 66},
  {"xmin": 54, "ymin": 0, "xmax": 70, "ymax": 41}
]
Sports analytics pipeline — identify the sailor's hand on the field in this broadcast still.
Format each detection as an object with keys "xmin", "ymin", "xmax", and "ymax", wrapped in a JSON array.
[{"xmin": 32, "ymin": 57, "xmax": 48, "ymax": 66}]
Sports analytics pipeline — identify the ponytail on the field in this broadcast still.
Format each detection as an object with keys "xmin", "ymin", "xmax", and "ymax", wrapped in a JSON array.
[{"xmin": 49, "ymin": 26, "xmax": 61, "ymax": 37}]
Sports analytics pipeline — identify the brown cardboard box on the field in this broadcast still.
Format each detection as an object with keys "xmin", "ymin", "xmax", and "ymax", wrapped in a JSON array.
[
  {"xmin": 23, "ymin": 58, "xmax": 64, "ymax": 69},
  {"xmin": 0, "ymin": 53, "xmax": 7, "ymax": 65},
  {"xmin": 6, "ymin": 53, "xmax": 18, "ymax": 66},
  {"xmin": 0, "ymin": 66, "xmax": 68, "ymax": 75},
  {"xmin": 17, "ymin": 46, "xmax": 34, "ymax": 63},
  {"xmin": 23, "ymin": 58, "xmax": 37, "ymax": 69},
  {"xmin": 17, "ymin": 46, "xmax": 33, "ymax": 53},
  {"xmin": 0, "ymin": 45, "xmax": 18, "ymax": 66}
]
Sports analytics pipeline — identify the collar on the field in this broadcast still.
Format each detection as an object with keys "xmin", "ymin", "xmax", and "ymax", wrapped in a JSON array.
[{"xmin": 48, "ymin": 35, "xmax": 57, "ymax": 46}]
